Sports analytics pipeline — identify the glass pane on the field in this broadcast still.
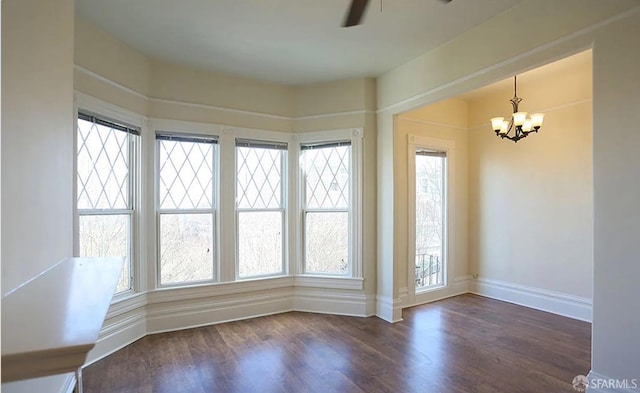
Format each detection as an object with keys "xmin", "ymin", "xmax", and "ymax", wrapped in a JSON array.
[
  {"xmin": 77, "ymin": 118, "xmax": 131, "ymax": 209},
  {"xmin": 160, "ymin": 213, "xmax": 214, "ymax": 284},
  {"xmin": 236, "ymin": 147, "xmax": 282, "ymax": 209},
  {"xmin": 305, "ymin": 212, "xmax": 348, "ymax": 275},
  {"xmin": 238, "ymin": 211, "xmax": 283, "ymax": 278},
  {"xmin": 79, "ymin": 214, "xmax": 131, "ymax": 293},
  {"xmin": 159, "ymin": 140, "xmax": 214, "ymax": 210},
  {"xmin": 302, "ymin": 145, "xmax": 350, "ymax": 209},
  {"xmin": 415, "ymin": 154, "xmax": 445, "ymax": 290}
]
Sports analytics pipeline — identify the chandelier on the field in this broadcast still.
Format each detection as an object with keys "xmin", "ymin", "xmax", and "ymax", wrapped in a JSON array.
[{"xmin": 490, "ymin": 75, "xmax": 544, "ymax": 143}]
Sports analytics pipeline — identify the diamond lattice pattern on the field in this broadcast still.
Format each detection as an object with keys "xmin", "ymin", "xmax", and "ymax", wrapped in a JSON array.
[
  {"xmin": 237, "ymin": 147, "xmax": 282, "ymax": 209},
  {"xmin": 303, "ymin": 146, "xmax": 350, "ymax": 209},
  {"xmin": 159, "ymin": 140, "xmax": 214, "ymax": 210},
  {"xmin": 77, "ymin": 119, "xmax": 130, "ymax": 209}
]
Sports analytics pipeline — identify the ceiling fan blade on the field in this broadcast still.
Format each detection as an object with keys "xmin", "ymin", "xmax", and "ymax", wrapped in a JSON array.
[{"xmin": 343, "ymin": 0, "xmax": 370, "ymax": 27}]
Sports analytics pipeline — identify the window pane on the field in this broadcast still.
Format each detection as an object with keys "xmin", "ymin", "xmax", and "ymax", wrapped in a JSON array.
[
  {"xmin": 305, "ymin": 212, "xmax": 348, "ymax": 275},
  {"xmin": 160, "ymin": 213, "xmax": 214, "ymax": 284},
  {"xmin": 159, "ymin": 140, "xmax": 214, "ymax": 210},
  {"xmin": 79, "ymin": 214, "xmax": 130, "ymax": 293},
  {"xmin": 236, "ymin": 147, "xmax": 282, "ymax": 209},
  {"xmin": 77, "ymin": 118, "xmax": 131, "ymax": 209},
  {"xmin": 238, "ymin": 211, "xmax": 283, "ymax": 278},
  {"xmin": 415, "ymin": 154, "xmax": 445, "ymax": 290},
  {"xmin": 302, "ymin": 146, "xmax": 350, "ymax": 209}
]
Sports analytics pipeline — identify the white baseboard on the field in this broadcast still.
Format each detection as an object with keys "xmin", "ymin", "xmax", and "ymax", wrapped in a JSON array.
[
  {"xmin": 587, "ymin": 371, "xmax": 640, "ymax": 392},
  {"xmin": 293, "ymin": 288, "xmax": 371, "ymax": 317},
  {"xmin": 471, "ymin": 277, "xmax": 592, "ymax": 322},
  {"xmin": 405, "ymin": 276, "xmax": 471, "ymax": 308},
  {"xmin": 375, "ymin": 295, "xmax": 403, "ymax": 323},
  {"xmin": 85, "ymin": 311, "xmax": 147, "ymax": 365},
  {"xmin": 146, "ymin": 291, "xmax": 294, "ymax": 334}
]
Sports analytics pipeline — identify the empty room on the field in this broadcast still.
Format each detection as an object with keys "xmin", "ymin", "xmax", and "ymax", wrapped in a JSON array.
[{"xmin": 2, "ymin": 1, "xmax": 639, "ymax": 393}]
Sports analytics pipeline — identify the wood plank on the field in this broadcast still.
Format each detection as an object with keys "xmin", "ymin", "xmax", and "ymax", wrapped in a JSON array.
[{"xmin": 83, "ymin": 294, "xmax": 591, "ymax": 393}]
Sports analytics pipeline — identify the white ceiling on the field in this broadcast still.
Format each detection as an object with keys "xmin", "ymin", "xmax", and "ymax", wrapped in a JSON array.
[
  {"xmin": 76, "ymin": 0, "xmax": 525, "ymax": 85},
  {"xmin": 457, "ymin": 50, "xmax": 593, "ymax": 101}
]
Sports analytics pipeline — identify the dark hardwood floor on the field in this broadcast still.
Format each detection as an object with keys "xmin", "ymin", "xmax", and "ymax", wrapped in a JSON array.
[{"xmin": 83, "ymin": 294, "xmax": 591, "ymax": 393}]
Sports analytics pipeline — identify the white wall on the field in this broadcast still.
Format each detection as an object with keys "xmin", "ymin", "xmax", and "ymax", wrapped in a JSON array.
[
  {"xmin": 591, "ymin": 13, "xmax": 640, "ymax": 385},
  {"xmin": 1, "ymin": 0, "xmax": 74, "ymax": 293},
  {"xmin": 1, "ymin": 1, "xmax": 75, "ymax": 392},
  {"xmin": 467, "ymin": 52, "xmax": 593, "ymax": 317}
]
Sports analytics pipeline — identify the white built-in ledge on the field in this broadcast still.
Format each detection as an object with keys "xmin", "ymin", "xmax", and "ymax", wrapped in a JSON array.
[{"xmin": 1, "ymin": 257, "xmax": 123, "ymax": 383}]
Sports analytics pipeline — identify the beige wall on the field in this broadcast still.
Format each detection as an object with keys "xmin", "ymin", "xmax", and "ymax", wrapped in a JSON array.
[
  {"xmin": 591, "ymin": 13, "xmax": 640, "ymax": 382},
  {"xmin": 395, "ymin": 99, "xmax": 470, "ymax": 297},
  {"xmin": 468, "ymin": 52, "xmax": 593, "ymax": 299},
  {"xmin": 377, "ymin": 0, "xmax": 640, "ymax": 381},
  {"xmin": 1, "ymin": 0, "xmax": 74, "ymax": 292},
  {"xmin": 1, "ymin": 0, "xmax": 75, "ymax": 391}
]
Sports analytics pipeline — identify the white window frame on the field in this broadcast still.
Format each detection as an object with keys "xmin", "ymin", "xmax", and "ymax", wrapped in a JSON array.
[
  {"xmin": 73, "ymin": 93, "xmax": 145, "ymax": 299},
  {"xmin": 232, "ymin": 130, "xmax": 291, "ymax": 280},
  {"xmin": 296, "ymin": 128, "xmax": 363, "ymax": 279},
  {"xmin": 154, "ymin": 122, "xmax": 220, "ymax": 288},
  {"xmin": 407, "ymin": 134, "xmax": 456, "ymax": 306}
]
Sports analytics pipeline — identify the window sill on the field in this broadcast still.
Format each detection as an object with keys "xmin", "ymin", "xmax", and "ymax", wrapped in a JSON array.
[
  {"xmin": 147, "ymin": 275, "xmax": 295, "ymax": 303},
  {"xmin": 294, "ymin": 275, "xmax": 364, "ymax": 291}
]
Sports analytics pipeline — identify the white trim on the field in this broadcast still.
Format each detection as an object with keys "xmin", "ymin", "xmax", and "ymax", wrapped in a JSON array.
[
  {"xmin": 407, "ymin": 278, "xmax": 470, "ymax": 308},
  {"xmin": 147, "ymin": 275, "xmax": 294, "ymax": 303},
  {"xmin": 74, "ymin": 65, "xmax": 148, "ymax": 100},
  {"xmin": 377, "ymin": 6, "xmax": 640, "ymax": 114},
  {"xmin": 399, "ymin": 116, "xmax": 468, "ymax": 131},
  {"xmin": 294, "ymin": 275, "xmax": 364, "ymax": 290},
  {"xmin": 75, "ymin": 66, "xmax": 375, "ymax": 122},
  {"xmin": 75, "ymin": 91, "xmax": 147, "ymax": 127},
  {"xmin": 407, "ymin": 135, "xmax": 456, "ymax": 306},
  {"xmin": 150, "ymin": 118, "xmax": 224, "ymax": 136},
  {"xmin": 294, "ymin": 110, "xmax": 374, "ymax": 121},
  {"xmin": 150, "ymin": 97, "xmax": 292, "ymax": 121},
  {"xmin": 293, "ymin": 288, "xmax": 371, "ymax": 317},
  {"xmin": 105, "ymin": 292, "xmax": 147, "ymax": 320},
  {"xmin": 296, "ymin": 128, "xmax": 364, "ymax": 279},
  {"xmin": 87, "ymin": 311, "xmax": 147, "ymax": 365},
  {"xmin": 60, "ymin": 374, "xmax": 76, "ymax": 393},
  {"xmin": 471, "ymin": 277, "xmax": 592, "ymax": 322},
  {"xmin": 146, "ymin": 291, "xmax": 292, "ymax": 334},
  {"xmin": 375, "ymin": 295, "xmax": 403, "ymax": 323}
]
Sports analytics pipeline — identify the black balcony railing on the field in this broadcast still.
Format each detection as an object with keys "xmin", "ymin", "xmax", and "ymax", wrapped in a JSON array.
[{"xmin": 415, "ymin": 254, "xmax": 441, "ymax": 288}]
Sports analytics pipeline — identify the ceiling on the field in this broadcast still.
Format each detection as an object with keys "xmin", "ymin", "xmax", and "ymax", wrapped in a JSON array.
[
  {"xmin": 457, "ymin": 49, "xmax": 592, "ymax": 101},
  {"xmin": 76, "ymin": 0, "xmax": 525, "ymax": 85}
]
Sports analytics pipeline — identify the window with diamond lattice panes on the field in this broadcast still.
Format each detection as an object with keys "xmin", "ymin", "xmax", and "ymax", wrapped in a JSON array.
[
  {"xmin": 236, "ymin": 140, "xmax": 286, "ymax": 278},
  {"xmin": 77, "ymin": 113, "xmax": 139, "ymax": 293},
  {"xmin": 157, "ymin": 133, "xmax": 217, "ymax": 285},
  {"xmin": 301, "ymin": 142, "xmax": 351, "ymax": 275}
]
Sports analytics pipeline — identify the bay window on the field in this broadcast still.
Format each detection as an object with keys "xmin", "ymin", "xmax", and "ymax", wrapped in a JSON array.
[
  {"xmin": 300, "ymin": 141, "xmax": 352, "ymax": 276},
  {"xmin": 235, "ymin": 139, "xmax": 287, "ymax": 279},
  {"xmin": 76, "ymin": 112, "xmax": 139, "ymax": 294},
  {"xmin": 157, "ymin": 133, "xmax": 218, "ymax": 285}
]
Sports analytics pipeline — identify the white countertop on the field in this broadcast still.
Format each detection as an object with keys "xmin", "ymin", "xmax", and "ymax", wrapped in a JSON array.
[{"xmin": 1, "ymin": 257, "xmax": 123, "ymax": 383}]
